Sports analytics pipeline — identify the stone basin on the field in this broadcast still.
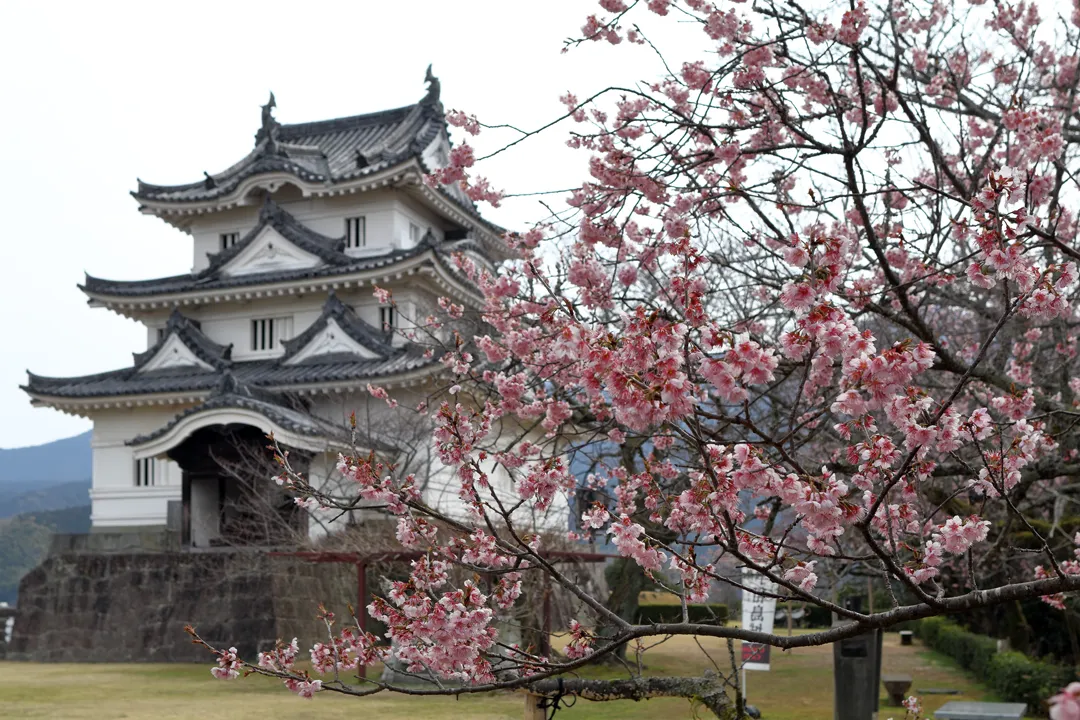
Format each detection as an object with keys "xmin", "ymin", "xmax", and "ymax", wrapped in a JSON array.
[{"xmin": 882, "ymin": 673, "xmax": 913, "ymax": 706}]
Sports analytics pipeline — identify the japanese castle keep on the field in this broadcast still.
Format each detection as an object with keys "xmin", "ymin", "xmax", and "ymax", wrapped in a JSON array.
[
  {"xmin": 24, "ymin": 70, "xmax": 507, "ymax": 544},
  {"xmin": 11, "ymin": 71, "xmax": 515, "ymax": 661}
]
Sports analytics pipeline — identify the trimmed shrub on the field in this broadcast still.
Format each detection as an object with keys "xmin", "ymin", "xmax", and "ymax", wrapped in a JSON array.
[
  {"xmin": 636, "ymin": 603, "xmax": 728, "ymax": 625},
  {"xmin": 987, "ymin": 651, "xmax": 1062, "ymax": 713},
  {"xmin": 804, "ymin": 604, "xmax": 833, "ymax": 628},
  {"xmin": 915, "ymin": 615, "xmax": 946, "ymax": 645},
  {"xmin": 934, "ymin": 619, "xmax": 997, "ymax": 676},
  {"xmin": 915, "ymin": 617, "xmax": 1078, "ymax": 715}
]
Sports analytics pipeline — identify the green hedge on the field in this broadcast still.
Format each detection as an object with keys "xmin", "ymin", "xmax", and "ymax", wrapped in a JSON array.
[
  {"xmin": 636, "ymin": 603, "xmax": 728, "ymax": 625},
  {"xmin": 921, "ymin": 616, "xmax": 998, "ymax": 677},
  {"xmin": 804, "ymin": 604, "xmax": 832, "ymax": 628},
  {"xmin": 916, "ymin": 617, "xmax": 1076, "ymax": 714}
]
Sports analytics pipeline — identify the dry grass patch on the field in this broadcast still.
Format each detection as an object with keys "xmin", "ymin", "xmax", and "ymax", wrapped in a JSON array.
[{"xmin": 0, "ymin": 633, "xmax": 997, "ymax": 719}]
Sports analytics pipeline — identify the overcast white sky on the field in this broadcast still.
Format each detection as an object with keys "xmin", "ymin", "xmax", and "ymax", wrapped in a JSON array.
[{"xmin": 0, "ymin": 0, "xmax": 705, "ymax": 448}]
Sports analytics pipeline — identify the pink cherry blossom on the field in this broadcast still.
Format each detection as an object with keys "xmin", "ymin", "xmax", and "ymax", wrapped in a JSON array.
[
  {"xmin": 564, "ymin": 619, "xmax": 595, "ymax": 659},
  {"xmin": 211, "ymin": 647, "xmax": 242, "ymax": 680},
  {"xmin": 285, "ymin": 679, "xmax": 322, "ymax": 698},
  {"xmin": 196, "ymin": 0, "xmax": 1080, "ymax": 709},
  {"xmin": 783, "ymin": 561, "xmax": 818, "ymax": 592},
  {"xmin": 581, "ymin": 504, "xmax": 611, "ymax": 530},
  {"xmin": 1052, "ymin": 684, "xmax": 1080, "ymax": 720}
]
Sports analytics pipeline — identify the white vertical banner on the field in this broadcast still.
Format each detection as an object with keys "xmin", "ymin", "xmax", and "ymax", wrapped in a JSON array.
[{"xmin": 740, "ymin": 568, "xmax": 778, "ymax": 671}]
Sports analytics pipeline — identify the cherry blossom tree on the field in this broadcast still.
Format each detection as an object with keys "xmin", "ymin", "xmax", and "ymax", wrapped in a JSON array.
[{"xmin": 192, "ymin": 0, "xmax": 1080, "ymax": 715}]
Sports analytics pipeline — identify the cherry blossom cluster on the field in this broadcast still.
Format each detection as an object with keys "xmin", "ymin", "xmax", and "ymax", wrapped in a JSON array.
[
  {"xmin": 368, "ymin": 580, "xmax": 500, "ymax": 683},
  {"xmin": 1036, "ymin": 533, "xmax": 1080, "ymax": 610},
  {"xmin": 411, "ymin": 0, "xmax": 1080, "ymax": 647},
  {"xmin": 211, "ymin": 646, "xmax": 242, "ymax": 680},
  {"xmin": 426, "ymin": 142, "xmax": 504, "ymax": 206},
  {"xmin": 200, "ymin": 0, "xmax": 1080, "ymax": 709},
  {"xmin": 563, "ymin": 620, "xmax": 595, "ymax": 659}
]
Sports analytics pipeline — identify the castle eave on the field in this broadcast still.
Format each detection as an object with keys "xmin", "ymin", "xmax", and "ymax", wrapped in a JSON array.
[
  {"xmin": 131, "ymin": 94, "xmax": 444, "ymax": 206},
  {"xmin": 135, "ymin": 164, "xmax": 409, "ymax": 215},
  {"xmin": 24, "ymin": 390, "xmax": 206, "ymax": 418},
  {"xmin": 82, "ymin": 251, "xmax": 484, "ymax": 319},
  {"xmin": 23, "ymin": 349, "xmax": 441, "ymax": 411},
  {"xmin": 126, "ymin": 380, "xmax": 363, "ymax": 459},
  {"xmin": 135, "ymin": 160, "xmax": 508, "ymax": 259}
]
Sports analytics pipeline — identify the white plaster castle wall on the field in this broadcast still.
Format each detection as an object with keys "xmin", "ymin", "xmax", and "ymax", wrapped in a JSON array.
[
  {"xmin": 186, "ymin": 189, "xmax": 447, "ymax": 273},
  {"xmin": 193, "ymin": 294, "xmax": 310, "ymax": 361},
  {"xmin": 189, "ymin": 205, "xmax": 259, "ymax": 273},
  {"xmin": 84, "ymin": 381, "xmax": 570, "ymax": 538},
  {"xmin": 89, "ymin": 407, "xmax": 189, "ymax": 527},
  {"xmin": 84, "ymin": 181, "xmax": 477, "ymax": 532},
  {"xmin": 421, "ymin": 442, "xmax": 571, "ymax": 535},
  {"xmin": 142, "ymin": 285, "xmax": 430, "ymax": 358},
  {"xmin": 310, "ymin": 391, "xmax": 571, "ymax": 535},
  {"xmin": 390, "ymin": 195, "xmax": 445, "ymax": 249},
  {"xmin": 302, "ymin": 388, "xmax": 436, "ymax": 543}
]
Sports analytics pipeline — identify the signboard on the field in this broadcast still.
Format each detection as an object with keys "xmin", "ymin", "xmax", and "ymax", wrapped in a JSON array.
[{"xmin": 740, "ymin": 568, "xmax": 778, "ymax": 671}]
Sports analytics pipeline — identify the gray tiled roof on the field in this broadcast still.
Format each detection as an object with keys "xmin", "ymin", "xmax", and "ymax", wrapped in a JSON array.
[
  {"xmin": 128, "ymin": 80, "xmax": 507, "ymax": 244},
  {"xmin": 80, "ymin": 226, "xmax": 487, "ymax": 299},
  {"xmin": 203, "ymin": 196, "xmax": 349, "ymax": 273},
  {"xmin": 23, "ymin": 345, "xmax": 435, "ymax": 400},
  {"xmin": 127, "ymin": 372, "xmax": 354, "ymax": 448},
  {"xmin": 133, "ymin": 98, "xmax": 444, "ymax": 205},
  {"xmin": 132, "ymin": 309, "xmax": 233, "ymax": 369},
  {"xmin": 281, "ymin": 291, "xmax": 393, "ymax": 360}
]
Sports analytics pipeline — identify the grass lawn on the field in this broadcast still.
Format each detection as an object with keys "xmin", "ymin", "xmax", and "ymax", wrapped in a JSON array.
[{"xmin": 0, "ymin": 632, "xmax": 998, "ymax": 719}]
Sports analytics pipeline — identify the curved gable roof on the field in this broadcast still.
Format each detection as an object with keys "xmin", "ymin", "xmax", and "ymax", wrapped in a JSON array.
[
  {"xmin": 204, "ymin": 196, "xmax": 350, "ymax": 277},
  {"xmin": 22, "ymin": 298, "xmax": 437, "ymax": 403},
  {"xmin": 126, "ymin": 373, "xmax": 359, "ymax": 454},
  {"xmin": 80, "ymin": 235, "xmax": 488, "ymax": 302},
  {"xmin": 132, "ymin": 96, "xmax": 445, "ymax": 205},
  {"xmin": 281, "ymin": 291, "xmax": 395, "ymax": 363},
  {"xmin": 132, "ymin": 309, "xmax": 232, "ymax": 371}
]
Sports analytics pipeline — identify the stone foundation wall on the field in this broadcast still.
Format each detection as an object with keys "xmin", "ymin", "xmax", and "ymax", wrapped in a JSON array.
[
  {"xmin": 9, "ymin": 551, "xmax": 355, "ymax": 662},
  {"xmin": 270, "ymin": 556, "xmax": 358, "ymax": 652}
]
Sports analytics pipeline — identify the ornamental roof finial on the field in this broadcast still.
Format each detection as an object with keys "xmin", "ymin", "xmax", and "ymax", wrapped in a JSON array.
[
  {"xmin": 255, "ymin": 91, "xmax": 281, "ymax": 147},
  {"xmin": 216, "ymin": 370, "xmax": 241, "ymax": 397},
  {"xmin": 423, "ymin": 64, "xmax": 441, "ymax": 105}
]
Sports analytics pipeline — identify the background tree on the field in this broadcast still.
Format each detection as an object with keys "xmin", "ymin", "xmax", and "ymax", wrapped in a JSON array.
[{"xmin": 192, "ymin": 1, "xmax": 1080, "ymax": 717}]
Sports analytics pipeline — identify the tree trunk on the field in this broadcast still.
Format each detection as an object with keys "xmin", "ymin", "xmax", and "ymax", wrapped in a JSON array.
[{"xmin": 597, "ymin": 557, "xmax": 651, "ymax": 661}]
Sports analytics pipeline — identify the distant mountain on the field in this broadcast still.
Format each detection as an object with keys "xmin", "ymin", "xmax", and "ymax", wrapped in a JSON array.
[
  {"xmin": 0, "ymin": 431, "xmax": 91, "ymax": 495},
  {"xmin": 0, "ymin": 432, "xmax": 94, "ymax": 604},
  {"xmin": 0, "ymin": 480, "xmax": 91, "ymax": 521},
  {"xmin": 23, "ymin": 505, "xmax": 91, "ymax": 535},
  {"xmin": 0, "ymin": 504, "xmax": 91, "ymax": 604}
]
